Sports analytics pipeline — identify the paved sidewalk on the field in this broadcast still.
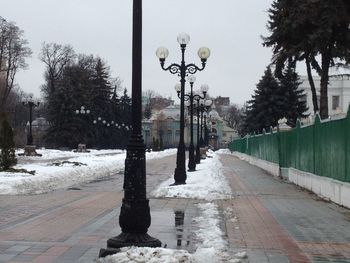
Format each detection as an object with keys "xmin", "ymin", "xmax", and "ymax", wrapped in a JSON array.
[
  {"xmin": 219, "ymin": 154, "xmax": 350, "ymax": 263},
  {"xmin": 1, "ymin": 153, "xmax": 350, "ymax": 262},
  {"xmin": 0, "ymin": 155, "xmax": 203, "ymax": 262}
]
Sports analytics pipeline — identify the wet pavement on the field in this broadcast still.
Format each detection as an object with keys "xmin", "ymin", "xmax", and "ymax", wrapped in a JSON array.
[
  {"xmin": 0, "ymin": 152, "xmax": 350, "ymax": 262},
  {"xmin": 220, "ymin": 154, "xmax": 350, "ymax": 263},
  {"xmin": 0, "ymin": 154, "xmax": 203, "ymax": 262}
]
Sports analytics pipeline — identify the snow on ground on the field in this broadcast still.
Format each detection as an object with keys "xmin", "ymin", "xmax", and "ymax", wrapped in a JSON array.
[
  {"xmin": 151, "ymin": 150, "xmax": 232, "ymax": 201},
  {"xmin": 0, "ymin": 148, "xmax": 177, "ymax": 195},
  {"xmin": 99, "ymin": 202, "xmax": 247, "ymax": 263}
]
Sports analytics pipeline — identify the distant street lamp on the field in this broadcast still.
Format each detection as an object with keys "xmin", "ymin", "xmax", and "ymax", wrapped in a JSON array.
[
  {"xmin": 23, "ymin": 98, "xmax": 40, "ymax": 145},
  {"xmin": 156, "ymin": 33, "xmax": 210, "ymax": 184},
  {"xmin": 99, "ymin": 0, "xmax": 161, "ymax": 257},
  {"xmin": 74, "ymin": 106, "xmax": 91, "ymax": 149},
  {"xmin": 178, "ymin": 76, "xmax": 208, "ymax": 171},
  {"xmin": 196, "ymin": 99, "xmax": 212, "ymax": 160}
]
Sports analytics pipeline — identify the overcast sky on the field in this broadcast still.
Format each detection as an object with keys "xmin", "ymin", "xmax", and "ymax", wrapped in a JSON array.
[{"xmin": 1, "ymin": 0, "xmax": 279, "ymax": 105}]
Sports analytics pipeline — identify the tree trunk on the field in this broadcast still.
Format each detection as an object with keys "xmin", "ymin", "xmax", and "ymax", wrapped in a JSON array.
[
  {"xmin": 319, "ymin": 50, "xmax": 331, "ymax": 119},
  {"xmin": 305, "ymin": 58, "xmax": 319, "ymax": 114}
]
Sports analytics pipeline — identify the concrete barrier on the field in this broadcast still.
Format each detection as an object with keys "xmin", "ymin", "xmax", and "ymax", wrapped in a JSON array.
[{"xmin": 231, "ymin": 151, "xmax": 350, "ymax": 209}]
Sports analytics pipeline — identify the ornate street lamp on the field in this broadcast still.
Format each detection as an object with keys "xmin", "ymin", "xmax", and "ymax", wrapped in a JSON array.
[
  {"xmin": 99, "ymin": 0, "xmax": 161, "ymax": 257},
  {"xmin": 156, "ymin": 34, "xmax": 210, "ymax": 184},
  {"xmin": 193, "ymin": 93, "xmax": 211, "ymax": 163},
  {"xmin": 23, "ymin": 98, "xmax": 40, "ymax": 146},
  {"xmin": 195, "ymin": 99, "xmax": 212, "ymax": 161},
  {"xmin": 178, "ymin": 77, "xmax": 208, "ymax": 171}
]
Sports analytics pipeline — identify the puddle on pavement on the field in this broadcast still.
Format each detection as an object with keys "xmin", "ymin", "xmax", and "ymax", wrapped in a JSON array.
[
  {"xmin": 175, "ymin": 210, "xmax": 185, "ymax": 247},
  {"xmin": 149, "ymin": 203, "xmax": 197, "ymax": 252}
]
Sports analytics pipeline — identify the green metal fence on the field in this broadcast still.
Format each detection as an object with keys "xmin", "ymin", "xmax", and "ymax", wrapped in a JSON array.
[{"xmin": 229, "ymin": 109, "xmax": 350, "ymax": 183}]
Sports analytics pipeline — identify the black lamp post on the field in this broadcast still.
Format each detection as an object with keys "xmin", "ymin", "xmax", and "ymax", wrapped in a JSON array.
[
  {"xmin": 156, "ymin": 34, "xmax": 210, "ymax": 185},
  {"xmin": 178, "ymin": 77, "xmax": 208, "ymax": 171},
  {"xmin": 99, "ymin": 0, "xmax": 161, "ymax": 257},
  {"xmin": 75, "ymin": 106, "xmax": 90, "ymax": 146},
  {"xmin": 194, "ymin": 99, "xmax": 201, "ymax": 164},
  {"xmin": 23, "ymin": 98, "xmax": 40, "ymax": 145},
  {"xmin": 196, "ymin": 99, "xmax": 212, "ymax": 161}
]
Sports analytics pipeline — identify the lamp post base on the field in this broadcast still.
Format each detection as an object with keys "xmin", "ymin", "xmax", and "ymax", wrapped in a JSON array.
[{"xmin": 99, "ymin": 233, "xmax": 161, "ymax": 257}]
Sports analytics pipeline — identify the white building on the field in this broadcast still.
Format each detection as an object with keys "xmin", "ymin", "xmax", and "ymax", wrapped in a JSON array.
[{"xmin": 299, "ymin": 74, "xmax": 350, "ymax": 115}]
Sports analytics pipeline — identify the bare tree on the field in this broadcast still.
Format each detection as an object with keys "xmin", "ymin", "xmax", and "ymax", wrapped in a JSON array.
[
  {"xmin": 0, "ymin": 17, "xmax": 32, "ymax": 116},
  {"xmin": 39, "ymin": 42, "xmax": 76, "ymax": 96},
  {"xmin": 225, "ymin": 105, "xmax": 242, "ymax": 130}
]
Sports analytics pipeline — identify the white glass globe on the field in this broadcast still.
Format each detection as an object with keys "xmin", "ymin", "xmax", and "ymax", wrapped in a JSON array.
[
  {"xmin": 75, "ymin": 110, "xmax": 79, "ymax": 114},
  {"xmin": 198, "ymin": 47, "xmax": 211, "ymax": 60},
  {"xmin": 177, "ymin": 33, "xmax": 190, "ymax": 45},
  {"xmin": 156, "ymin": 47, "xmax": 169, "ymax": 59},
  {"xmin": 174, "ymin": 83, "xmax": 181, "ymax": 93},
  {"xmin": 205, "ymin": 99, "xmax": 213, "ymax": 107},
  {"xmin": 200, "ymin": 84, "xmax": 209, "ymax": 93},
  {"xmin": 187, "ymin": 75, "xmax": 196, "ymax": 83}
]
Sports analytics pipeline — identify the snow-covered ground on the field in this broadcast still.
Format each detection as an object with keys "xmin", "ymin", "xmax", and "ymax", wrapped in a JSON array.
[
  {"xmin": 151, "ymin": 150, "xmax": 232, "ymax": 201},
  {"xmin": 0, "ymin": 148, "xmax": 177, "ymax": 195},
  {"xmin": 100, "ymin": 150, "xmax": 248, "ymax": 263}
]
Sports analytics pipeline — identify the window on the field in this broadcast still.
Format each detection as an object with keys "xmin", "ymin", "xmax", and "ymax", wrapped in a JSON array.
[{"xmin": 332, "ymin": 96, "xmax": 340, "ymax": 110}]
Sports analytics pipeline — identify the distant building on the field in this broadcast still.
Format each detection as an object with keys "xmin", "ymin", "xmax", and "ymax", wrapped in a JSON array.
[
  {"xmin": 299, "ymin": 74, "xmax": 350, "ymax": 116},
  {"xmin": 142, "ymin": 103, "xmax": 239, "ymax": 150},
  {"xmin": 213, "ymin": 96, "xmax": 230, "ymax": 107}
]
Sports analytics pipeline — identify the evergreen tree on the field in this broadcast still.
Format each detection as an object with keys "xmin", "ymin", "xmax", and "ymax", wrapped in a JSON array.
[
  {"xmin": 45, "ymin": 61, "xmax": 93, "ymax": 148},
  {"xmin": 0, "ymin": 118, "xmax": 17, "ymax": 170},
  {"xmin": 117, "ymin": 88, "xmax": 132, "ymax": 148},
  {"xmin": 90, "ymin": 58, "xmax": 114, "ymax": 148},
  {"xmin": 279, "ymin": 63, "xmax": 309, "ymax": 126},
  {"xmin": 263, "ymin": 0, "xmax": 350, "ymax": 119},
  {"xmin": 243, "ymin": 67, "xmax": 288, "ymax": 134},
  {"xmin": 143, "ymin": 103, "xmax": 152, "ymax": 119}
]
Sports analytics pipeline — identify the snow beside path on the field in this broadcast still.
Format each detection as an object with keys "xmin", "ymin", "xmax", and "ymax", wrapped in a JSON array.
[
  {"xmin": 0, "ymin": 148, "xmax": 177, "ymax": 195},
  {"xmin": 151, "ymin": 150, "xmax": 232, "ymax": 201},
  {"xmin": 99, "ymin": 202, "xmax": 247, "ymax": 263}
]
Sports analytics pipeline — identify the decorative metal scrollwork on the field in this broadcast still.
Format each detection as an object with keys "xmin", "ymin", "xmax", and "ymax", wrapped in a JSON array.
[
  {"xmin": 186, "ymin": 63, "xmax": 204, "ymax": 75},
  {"xmin": 162, "ymin": 63, "xmax": 181, "ymax": 75}
]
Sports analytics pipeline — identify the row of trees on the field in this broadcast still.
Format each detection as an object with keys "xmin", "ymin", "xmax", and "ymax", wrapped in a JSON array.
[{"xmin": 39, "ymin": 43, "xmax": 132, "ymax": 149}]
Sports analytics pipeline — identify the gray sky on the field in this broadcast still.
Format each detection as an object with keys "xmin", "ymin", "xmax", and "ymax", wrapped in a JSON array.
[{"xmin": 1, "ymin": 0, "xmax": 276, "ymax": 105}]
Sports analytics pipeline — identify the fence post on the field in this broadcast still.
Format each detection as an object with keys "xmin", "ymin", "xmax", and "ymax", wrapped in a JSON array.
[
  {"xmin": 296, "ymin": 119, "xmax": 301, "ymax": 170},
  {"xmin": 346, "ymin": 105, "xmax": 350, "ymax": 182},
  {"xmin": 313, "ymin": 114, "xmax": 321, "ymax": 175}
]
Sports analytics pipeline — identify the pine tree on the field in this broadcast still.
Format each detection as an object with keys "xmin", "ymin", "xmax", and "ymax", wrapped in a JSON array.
[
  {"xmin": 244, "ymin": 67, "xmax": 286, "ymax": 134},
  {"xmin": 0, "ymin": 118, "xmax": 17, "ymax": 170},
  {"xmin": 279, "ymin": 64, "xmax": 309, "ymax": 126},
  {"xmin": 143, "ymin": 103, "xmax": 152, "ymax": 119}
]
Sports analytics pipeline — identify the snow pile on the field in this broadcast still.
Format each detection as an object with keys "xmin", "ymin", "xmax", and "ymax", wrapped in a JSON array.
[
  {"xmin": 151, "ymin": 151, "xmax": 232, "ymax": 201},
  {"xmin": 98, "ymin": 247, "xmax": 196, "ymax": 263},
  {"xmin": 99, "ymin": 203, "xmax": 247, "ymax": 263},
  {"xmin": 0, "ymin": 148, "xmax": 177, "ymax": 195}
]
